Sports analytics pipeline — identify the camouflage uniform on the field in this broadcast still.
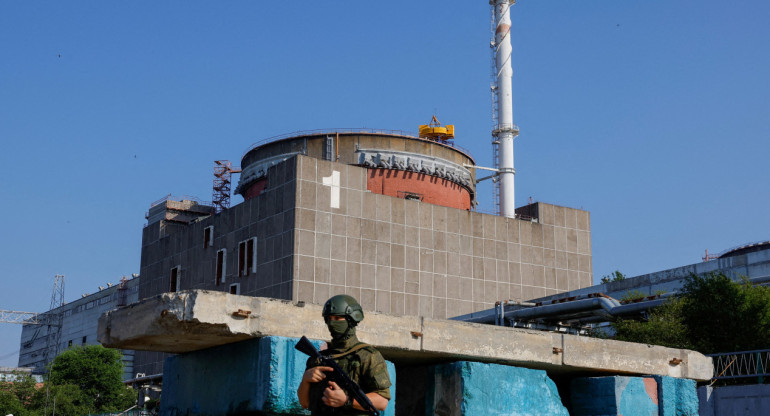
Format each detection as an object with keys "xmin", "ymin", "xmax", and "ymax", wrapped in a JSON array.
[{"xmin": 305, "ymin": 336, "xmax": 391, "ymax": 416}]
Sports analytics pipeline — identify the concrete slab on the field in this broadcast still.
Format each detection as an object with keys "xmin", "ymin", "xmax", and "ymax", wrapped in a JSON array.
[{"xmin": 98, "ymin": 290, "xmax": 713, "ymax": 381}]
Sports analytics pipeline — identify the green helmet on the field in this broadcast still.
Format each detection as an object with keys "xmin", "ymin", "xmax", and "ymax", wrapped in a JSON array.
[{"xmin": 323, "ymin": 295, "xmax": 364, "ymax": 325}]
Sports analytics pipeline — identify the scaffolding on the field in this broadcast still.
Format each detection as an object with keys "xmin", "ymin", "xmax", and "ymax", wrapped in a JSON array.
[{"xmin": 212, "ymin": 160, "xmax": 242, "ymax": 213}]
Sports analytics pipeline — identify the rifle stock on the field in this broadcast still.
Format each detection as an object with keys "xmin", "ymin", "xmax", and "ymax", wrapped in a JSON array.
[{"xmin": 295, "ymin": 336, "xmax": 381, "ymax": 416}]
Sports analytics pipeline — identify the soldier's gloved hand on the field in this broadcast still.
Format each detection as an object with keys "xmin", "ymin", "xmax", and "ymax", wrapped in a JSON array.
[
  {"xmin": 322, "ymin": 381, "xmax": 348, "ymax": 408},
  {"xmin": 303, "ymin": 366, "xmax": 333, "ymax": 383}
]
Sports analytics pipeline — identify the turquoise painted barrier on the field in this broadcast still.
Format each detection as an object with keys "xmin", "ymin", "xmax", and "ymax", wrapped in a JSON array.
[
  {"xmin": 425, "ymin": 361, "xmax": 569, "ymax": 416},
  {"xmin": 160, "ymin": 336, "xmax": 396, "ymax": 416},
  {"xmin": 571, "ymin": 376, "xmax": 659, "ymax": 416},
  {"xmin": 653, "ymin": 375, "xmax": 698, "ymax": 416}
]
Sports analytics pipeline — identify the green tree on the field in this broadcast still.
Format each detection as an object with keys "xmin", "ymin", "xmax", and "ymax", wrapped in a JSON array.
[
  {"xmin": 0, "ymin": 389, "xmax": 28, "ymax": 416},
  {"xmin": 0, "ymin": 371, "xmax": 37, "ymax": 416},
  {"xmin": 613, "ymin": 297, "xmax": 692, "ymax": 349},
  {"xmin": 47, "ymin": 345, "xmax": 135, "ymax": 413},
  {"xmin": 29, "ymin": 384, "xmax": 90, "ymax": 416},
  {"xmin": 609, "ymin": 272, "xmax": 770, "ymax": 354},
  {"xmin": 680, "ymin": 273, "xmax": 770, "ymax": 353},
  {"xmin": 601, "ymin": 270, "xmax": 626, "ymax": 284}
]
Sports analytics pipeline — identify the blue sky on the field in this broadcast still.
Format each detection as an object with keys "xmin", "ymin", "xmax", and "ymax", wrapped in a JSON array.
[{"xmin": 1, "ymin": 1, "xmax": 768, "ymax": 367}]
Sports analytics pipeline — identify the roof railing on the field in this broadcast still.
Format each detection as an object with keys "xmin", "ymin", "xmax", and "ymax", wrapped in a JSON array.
[{"xmin": 241, "ymin": 128, "xmax": 474, "ymax": 160}]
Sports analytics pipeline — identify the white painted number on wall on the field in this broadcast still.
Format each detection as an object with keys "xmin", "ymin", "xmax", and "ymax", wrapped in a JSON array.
[{"xmin": 322, "ymin": 170, "xmax": 340, "ymax": 209}]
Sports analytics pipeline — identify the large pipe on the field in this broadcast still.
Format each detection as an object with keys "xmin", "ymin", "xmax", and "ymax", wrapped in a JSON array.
[
  {"xmin": 454, "ymin": 296, "xmax": 665, "ymax": 326},
  {"xmin": 492, "ymin": 0, "xmax": 518, "ymax": 217}
]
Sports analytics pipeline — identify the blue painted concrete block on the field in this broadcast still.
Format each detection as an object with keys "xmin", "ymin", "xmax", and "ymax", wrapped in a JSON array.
[
  {"xmin": 571, "ymin": 376, "xmax": 659, "ymax": 416},
  {"xmin": 425, "ymin": 361, "xmax": 568, "ymax": 416},
  {"xmin": 160, "ymin": 336, "xmax": 396, "ymax": 416},
  {"xmin": 653, "ymin": 375, "xmax": 698, "ymax": 416}
]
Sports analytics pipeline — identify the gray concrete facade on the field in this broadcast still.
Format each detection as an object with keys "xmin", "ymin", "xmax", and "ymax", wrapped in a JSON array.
[
  {"xmin": 18, "ymin": 276, "xmax": 139, "ymax": 380},
  {"xmin": 532, "ymin": 243, "xmax": 770, "ymax": 304},
  {"xmin": 134, "ymin": 154, "xmax": 593, "ymax": 374}
]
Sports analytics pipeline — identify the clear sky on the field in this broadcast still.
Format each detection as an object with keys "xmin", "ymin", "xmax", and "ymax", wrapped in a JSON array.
[{"xmin": 1, "ymin": 1, "xmax": 768, "ymax": 367}]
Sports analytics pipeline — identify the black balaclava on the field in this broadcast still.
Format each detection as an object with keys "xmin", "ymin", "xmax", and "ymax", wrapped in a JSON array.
[{"xmin": 326, "ymin": 317, "xmax": 358, "ymax": 351}]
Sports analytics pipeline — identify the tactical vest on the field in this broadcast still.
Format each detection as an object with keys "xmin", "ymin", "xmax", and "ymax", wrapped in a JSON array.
[{"xmin": 306, "ymin": 343, "xmax": 390, "ymax": 416}]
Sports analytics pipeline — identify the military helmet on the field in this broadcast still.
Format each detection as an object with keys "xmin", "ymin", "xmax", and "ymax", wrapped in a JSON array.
[{"xmin": 323, "ymin": 294, "xmax": 364, "ymax": 325}]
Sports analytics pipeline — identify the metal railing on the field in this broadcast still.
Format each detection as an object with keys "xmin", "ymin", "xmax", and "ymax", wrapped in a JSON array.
[
  {"xmin": 709, "ymin": 349, "xmax": 770, "ymax": 381},
  {"xmin": 240, "ymin": 128, "xmax": 475, "ymax": 160}
]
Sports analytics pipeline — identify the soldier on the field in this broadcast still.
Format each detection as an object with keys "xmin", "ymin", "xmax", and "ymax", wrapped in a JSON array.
[{"xmin": 297, "ymin": 295, "xmax": 391, "ymax": 414}]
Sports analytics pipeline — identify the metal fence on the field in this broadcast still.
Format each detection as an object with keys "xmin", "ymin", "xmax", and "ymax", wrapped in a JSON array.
[{"xmin": 709, "ymin": 349, "xmax": 770, "ymax": 381}]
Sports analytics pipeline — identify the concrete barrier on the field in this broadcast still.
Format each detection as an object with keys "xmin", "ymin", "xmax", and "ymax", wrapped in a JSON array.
[
  {"xmin": 160, "ymin": 336, "xmax": 396, "ymax": 416},
  {"xmin": 653, "ymin": 375, "xmax": 698, "ymax": 416},
  {"xmin": 570, "ymin": 376, "xmax": 659, "ymax": 416},
  {"xmin": 98, "ymin": 291, "xmax": 714, "ymax": 381},
  {"xmin": 425, "ymin": 361, "xmax": 569, "ymax": 416}
]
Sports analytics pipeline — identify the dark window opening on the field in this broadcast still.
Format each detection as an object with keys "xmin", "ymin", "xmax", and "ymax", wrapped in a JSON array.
[
  {"xmin": 229, "ymin": 284, "xmax": 239, "ymax": 295},
  {"xmin": 247, "ymin": 238, "xmax": 255, "ymax": 274},
  {"xmin": 170, "ymin": 267, "xmax": 179, "ymax": 292},
  {"xmin": 238, "ymin": 241, "xmax": 247, "ymax": 277},
  {"xmin": 82, "ymin": 336, "xmax": 87, "ymax": 345},
  {"xmin": 204, "ymin": 226, "xmax": 213, "ymax": 248},
  {"xmin": 216, "ymin": 249, "xmax": 226, "ymax": 285}
]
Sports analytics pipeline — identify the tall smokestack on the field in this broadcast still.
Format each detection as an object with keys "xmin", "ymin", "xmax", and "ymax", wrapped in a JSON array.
[{"xmin": 491, "ymin": 0, "xmax": 519, "ymax": 218}]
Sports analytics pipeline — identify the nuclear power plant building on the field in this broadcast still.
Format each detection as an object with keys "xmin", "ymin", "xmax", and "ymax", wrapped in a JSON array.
[{"xmin": 135, "ymin": 130, "xmax": 593, "ymax": 375}]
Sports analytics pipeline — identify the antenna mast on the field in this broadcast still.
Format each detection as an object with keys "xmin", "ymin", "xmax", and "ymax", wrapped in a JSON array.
[{"xmin": 43, "ymin": 274, "xmax": 65, "ymax": 364}]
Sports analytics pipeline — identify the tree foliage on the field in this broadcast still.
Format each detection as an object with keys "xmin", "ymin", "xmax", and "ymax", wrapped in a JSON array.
[
  {"xmin": 47, "ymin": 344, "xmax": 135, "ymax": 413},
  {"xmin": 610, "ymin": 272, "xmax": 770, "ymax": 354},
  {"xmin": 601, "ymin": 270, "xmax": 626, "ymax": 284},
  {"xmin": 0, "ymin": 345, "xmax": 135, "ymax": 416},
  {"xmin": 0, "ymin": 371, "xmax": 37, "ymax": 416},
  {"xmin": 613, "ymin": 297, "xmax": 693, "ymax": 349},
  {"xmin": 680, "ymin": 273, "xmax": 770, "ymax": 353}
]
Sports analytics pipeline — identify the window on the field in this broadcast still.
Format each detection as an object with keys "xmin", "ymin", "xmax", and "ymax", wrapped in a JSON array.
[
  {"xmin": 216, "ymin": 249, "xmax": 227, "ymax": 285},
  {"xmin": 68, "ymin": 340, "xmax": 73, "ymax": 348},
  {"xmin": 81, "ymin": 336, "xmax": 87, "ymax": 345},
  {"xmin": 204, "ymin": 226, "xmax": 214, "ymax": 248},
  {"xmin": 238, "ymin": 237, "xmax": 258, "ymax": 277},
  {"xmin": 170, "ymin": 266, "xmax": 181, "ymax": 292},
  {"xmin": 229, "ymin": 283, "xmax": 240, "ymax": 295}
]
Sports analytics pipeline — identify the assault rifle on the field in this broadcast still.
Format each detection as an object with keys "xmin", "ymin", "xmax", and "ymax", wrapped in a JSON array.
[{"xmin": 295, "ymin": 336, "xmax": 380, "ymax": 416}]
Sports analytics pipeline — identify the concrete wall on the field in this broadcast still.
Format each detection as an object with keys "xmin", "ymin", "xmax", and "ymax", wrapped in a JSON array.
[
  {"xmin": 293, "ymin": 155, "xmax": 592, "ymax": 319},
  {"xmin": 137, "ymin": 160, "xmax": 298, "ymax": 374},
  {"xmin": 136, "ymin": 155, "xmax": 592, "ymax": 373},
  {"xmin": 138, "ymin": 159, "xmax": 297, "ymax": 301},
  {"xmin": 160, "ymin": 336, "xmax": 396, "ymax": 416},
  {"xmin": 699, "ymin": 384, "xmax": 770, "ymax": 416}
]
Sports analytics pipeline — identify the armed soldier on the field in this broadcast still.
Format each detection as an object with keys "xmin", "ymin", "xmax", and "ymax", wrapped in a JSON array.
[{"xmin": 297, "ymin": 295, "xmax": 391, "ymax": 415}]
